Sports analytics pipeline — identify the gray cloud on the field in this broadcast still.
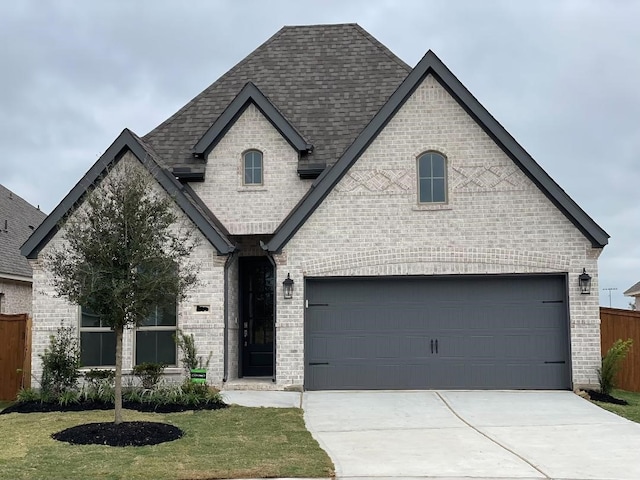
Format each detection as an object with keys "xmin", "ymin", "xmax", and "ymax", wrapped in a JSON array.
[{"xmin": 1, "ymin": 0, "xmax": 637, "ymax": 307}]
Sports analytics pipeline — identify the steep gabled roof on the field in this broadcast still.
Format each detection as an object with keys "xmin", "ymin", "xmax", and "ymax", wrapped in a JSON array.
[
  {"xmin": 0, "ymin": 185, "xmax": 46, "ymax": 280},
  {"xmin": 143, "ymin": 24, "xmax": 410, "ymax": 173},
  {"xmin": 193, "ymin": 82, "xmax": 313, "ymax": 158},
  {"xmin": 624, "ymin": 281, "xmax": 640, "ymax": 297},
  {"xmin": 21, "ymin": 129, "xmax": 235, "ymax": 260},
  {"xmin": 264, "ymin": 50, "xmax": 609, "ymax": 252}
]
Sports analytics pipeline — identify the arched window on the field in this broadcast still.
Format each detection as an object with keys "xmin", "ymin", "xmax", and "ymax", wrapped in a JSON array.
[
  {"xmin": 417, "ymin": 151, "xmax": 447, "ymax": 203},
  {"xmin": 243, "ymin": 150, "xmax": 263, "ymax": 185}
]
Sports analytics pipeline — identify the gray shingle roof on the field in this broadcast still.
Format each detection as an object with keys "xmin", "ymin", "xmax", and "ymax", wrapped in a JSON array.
[
  {"xmin": 143, "ymin": 23, "xmax": 411, "ymax": 172},
  {"xmin": 624, "ymin": 281, "xmax": 640, "ymax": 296},
  {"xmin": 0, "ymin": 185, "xmax": 46, "ymax": 279}
]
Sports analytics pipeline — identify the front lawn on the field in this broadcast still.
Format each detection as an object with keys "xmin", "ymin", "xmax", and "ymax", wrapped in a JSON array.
[
  {"xmin": 0, "ymin": 406, "xmax": 334, "ymax": 479},
  {"xmin": 590, "ymin": 389, "xmax": 640, "ymax": 424}
]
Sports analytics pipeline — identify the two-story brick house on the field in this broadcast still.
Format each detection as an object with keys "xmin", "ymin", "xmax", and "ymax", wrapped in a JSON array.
[{"xmin": 22, "ymin": 24, "xmax": 608, "ymax": 391}]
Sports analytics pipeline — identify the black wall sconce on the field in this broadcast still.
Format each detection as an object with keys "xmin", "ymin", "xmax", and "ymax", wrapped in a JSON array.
[
  {"xmin": 283, "ymin": 273, "xmax": 294, "ymax": 299},
  {"xmin": 579, "ymin": 268, "xmax": 592, "ymax": 295}
]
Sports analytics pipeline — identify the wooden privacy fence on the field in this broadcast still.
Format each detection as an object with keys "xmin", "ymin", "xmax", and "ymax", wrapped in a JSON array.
[
  {"xmin": 0, "ymin": 314, "xmax": 32, "ymax": 401},
  {"xmin": 600, "ymin": 307, "xmax": 640, "ymax": 392}
]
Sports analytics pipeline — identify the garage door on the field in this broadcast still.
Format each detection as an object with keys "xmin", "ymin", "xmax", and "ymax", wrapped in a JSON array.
[{"xmin": 305, "ymin": 275, "xmax": 570, "ymax": 390}]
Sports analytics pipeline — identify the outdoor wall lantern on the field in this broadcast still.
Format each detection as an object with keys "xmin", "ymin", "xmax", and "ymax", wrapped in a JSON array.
[
  {"xmin": 579, "ymin": 268, "xmax": 592, "ymax": 295},
  {"xmin": 283, "ymin": 273, "xmax": 294, "ymax": 299}
]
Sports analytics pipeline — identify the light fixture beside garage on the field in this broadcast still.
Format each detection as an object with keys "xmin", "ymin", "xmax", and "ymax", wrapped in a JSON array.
[
  {"xmin": 283, "ymin": 273, "xmax": 294, "ymax": 299},
  {"xmin": 579, "ymin": 269, "xmax": 592, "ymax": 295}
]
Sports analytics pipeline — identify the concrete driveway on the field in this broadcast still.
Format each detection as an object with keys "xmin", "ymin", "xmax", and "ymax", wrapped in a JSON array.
[{"xmin": 303, "ymin": 391, "xmax": 640, "ymax": 480}]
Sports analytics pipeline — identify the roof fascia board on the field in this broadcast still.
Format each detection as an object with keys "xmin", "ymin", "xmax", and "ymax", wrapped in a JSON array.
[
  {"xmin": 21, "ymin": 129, "xmax": 234, "ymax": 259},
  {"xmin": 193, "ymin": 82, "xmax": 312, "ymax": 157},
  {"xmin": 0, "ymin": 272, "xmax": 32, "ymax": 283},
  {"xmin": 265, "ymin": 50, "xmax": 608, "ymax": 252}
]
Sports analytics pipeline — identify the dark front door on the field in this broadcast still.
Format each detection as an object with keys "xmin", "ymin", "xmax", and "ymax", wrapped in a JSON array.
[{"xmin": 240, "ymin": 257, "xmax": 274, "ymax": 377}]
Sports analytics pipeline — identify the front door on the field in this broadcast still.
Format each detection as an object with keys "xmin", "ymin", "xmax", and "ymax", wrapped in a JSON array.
[{"xmin": 240, "ymin": 257, "xmax": 274, "ymax": 377}]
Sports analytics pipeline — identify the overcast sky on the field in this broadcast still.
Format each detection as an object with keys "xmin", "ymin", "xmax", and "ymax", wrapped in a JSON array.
[{"xmin": 1, "ymin": 1, "xmax": 638, "ymax": 308}]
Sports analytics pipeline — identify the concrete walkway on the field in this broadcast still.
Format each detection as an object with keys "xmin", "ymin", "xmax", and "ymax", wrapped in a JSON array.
[{"xmin": 303, "ymin": 390, "xmax": 640, "ymax": 480}]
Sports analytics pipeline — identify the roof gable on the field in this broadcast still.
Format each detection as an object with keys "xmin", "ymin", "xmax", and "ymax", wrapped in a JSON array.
[
  {"xmin": 143, "ymin": 24, "xmax": 410, "ymax": 173},
  {"xmin": 21, "ymin": 129, "xmax": 235, "ymax": 259},
  {"xmin": 192, "ymin": 82, "xmax": 313, "ymax": 159},
  {"xmin": 0, "ymin": 185, "xmax": 46, "ymax": 279},
  {"xmin": 624, "ymin": 281, "xmax": 640, "ymax": 297},
  {"xmin": 264, "ymin": 50, "xmax": 609, "ymax": 252}
]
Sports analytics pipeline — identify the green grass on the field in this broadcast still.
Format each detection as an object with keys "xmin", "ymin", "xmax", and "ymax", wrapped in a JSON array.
[
  {"xmin": 591, "ymin": 389, "xmax": 640, "ymax": 424},
  {"xmin": 0, "ymin": 406, "xmax": 334, "ymax": 479}
]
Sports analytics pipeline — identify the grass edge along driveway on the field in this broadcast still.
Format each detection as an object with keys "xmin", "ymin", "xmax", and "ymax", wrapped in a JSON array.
[
  {"xmin": 0, "ymin": 406, "xmax": 334, "ymax": 480},
  {"xmin": 590, "ymin": 388, "xmax": 640, "ymax": 424}
]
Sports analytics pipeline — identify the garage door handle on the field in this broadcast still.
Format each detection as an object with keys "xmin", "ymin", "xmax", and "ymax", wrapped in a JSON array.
[
  {"xmin": 309, "ymin": 362, "xmax": 329, "ymax": 366},
  {"xmin": 430, "ymin": 339, "xmax": 434, "ymax": 354},
  {"xmin": 435, "ymin": 339, "xmax": 438, "ymax": 354}
]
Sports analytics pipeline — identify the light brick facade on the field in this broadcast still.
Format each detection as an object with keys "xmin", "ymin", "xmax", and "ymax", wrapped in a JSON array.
[
  {"xmin": 0, "ymin": 278, "xmax": 33, "ymax": 314},
  {"xmin": 275, "ymin": 75, "xmax": 602, "ymax": 389},
  {"xmin": 30, "ymin": 71, "xmax": 603, "ymax": 391},
  {"xmin": 191, "ymin": 104, "xmax": 313, "ymax": 235}
]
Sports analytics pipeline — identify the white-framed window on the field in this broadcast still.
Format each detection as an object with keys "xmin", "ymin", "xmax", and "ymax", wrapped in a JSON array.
[
  {"xmin": 135, "ymin": 299, "xmax": 177, "ymax": 366},
  {"xmin": 80, "ymin": 297, "xmax": 177, "ymax": 367},
  {"xmin": 243, "ymin": 150, "xmax": 263, "ymax": 185},
  {"xmin": 417, "ymin": 151, "xmax": 447, "ymax": 203},
  {"xmin": 80, "ymin": 306, "xmax": 116, "ymax": 367}
]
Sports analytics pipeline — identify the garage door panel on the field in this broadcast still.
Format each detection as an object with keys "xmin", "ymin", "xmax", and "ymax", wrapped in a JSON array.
[{"xmin": 305, "ymin": 275, "xmax": 570, "ymax": 390}]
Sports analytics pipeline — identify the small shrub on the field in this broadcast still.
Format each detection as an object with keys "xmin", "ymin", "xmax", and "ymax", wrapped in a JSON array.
[
  {"xmin": 598, "ymin": 338, "xmax": 633, "ymax": 395},
  {"xmin": 174, "ymin": 329, "xmax": 212, "ymax": 376},
  {"xmin": 16, "ymin": 388, "xmax": 40, "ymax": 403},
  {"xmin": 40, "ymin": 325, "xmax": 81, "ymax": 398},
  {"xmin": 132, "ymin": 362, "xmax": 166, "ymax": 389},
  {"xmin": 82, "ymin": 369, "xmax": 115, "ymax": 402},
  {"xmin": 57, "ymin": 389, "xmax": 80, "ymax": 406}
]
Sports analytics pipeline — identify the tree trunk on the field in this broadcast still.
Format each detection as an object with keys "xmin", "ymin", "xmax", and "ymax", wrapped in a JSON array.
[{"xmin": 114, "ymin": 325, "xmax": 123, "ymax": 424}]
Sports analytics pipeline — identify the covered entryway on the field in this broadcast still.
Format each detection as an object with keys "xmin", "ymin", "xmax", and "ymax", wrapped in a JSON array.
[{"xmin": 305, "ymin": 275, "xmax": 570, "ymax": 390}]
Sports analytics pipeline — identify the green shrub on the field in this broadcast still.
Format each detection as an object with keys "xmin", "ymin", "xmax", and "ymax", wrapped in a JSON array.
[
  {"xmin": 40, "ymin": 325, "xmax": 81, "ymax": 397},
  {"xmin": 174, "ymin": 329, "xmax": 212, "ymax": 376},
  {"xmin": 598, "ymin": 338, "xmax": 633, "ymax": 395},
  {"xmin": 16, "ymin": 388, "xmax": 40, "ymax": 403},
  {"xmin": 132, "ymin": 362, "xmax": 166, "ymax": 389},
  {"xmin": 82, "ymin": 369, "xmax": 115, "ymax": 402},
  {"xmin": 57, "ymin": 389, "xmax": 80, "ymax": 406}
]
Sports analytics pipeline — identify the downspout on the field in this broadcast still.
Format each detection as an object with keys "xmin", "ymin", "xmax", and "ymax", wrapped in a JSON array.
[{"xmin": 222, "ymin": 251, "xmax": 236, "ymax": 383}]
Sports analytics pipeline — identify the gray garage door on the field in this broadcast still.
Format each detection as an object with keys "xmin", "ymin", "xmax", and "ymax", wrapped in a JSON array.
[{"xmin": 305, "ymin": 275, "xmax": 570, "ymax": 390}]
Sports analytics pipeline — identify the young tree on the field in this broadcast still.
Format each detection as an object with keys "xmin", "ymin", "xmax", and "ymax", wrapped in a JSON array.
[{"xmin": 47, "ymin": 160, "xmax": 198, "ymax": 424}]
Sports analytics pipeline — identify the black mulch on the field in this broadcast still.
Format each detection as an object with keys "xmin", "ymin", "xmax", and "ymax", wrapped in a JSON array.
[
  {"xmin": 52, "ymin": 421, "xmax": 183, "ymax": 447},
  {"xmin": 587, "ymin": 390, "xmax": 629, "ymax": 405},
  {"xmin": 1, "ymin": 399, "xmax": 228, "ymax": 415}
]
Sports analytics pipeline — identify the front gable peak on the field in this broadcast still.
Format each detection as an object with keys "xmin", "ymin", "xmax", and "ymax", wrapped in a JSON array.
[
  {"xmin": 21, "ymin": 129, "xmax": 235, "ymax": 259},
  {"xmin": 192, "ymin": 82, "xmax": 313, "ymax": 159}
]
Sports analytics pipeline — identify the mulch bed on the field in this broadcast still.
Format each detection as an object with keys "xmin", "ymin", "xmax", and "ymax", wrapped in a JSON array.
[
  {"xmin": 587, "ymin": 390, "xmax": 629, "ymax": 405},
  {"xmin": 2, "ymin": 399, "xmax": 228, "ymax": 447},
  {"xmin": 52, "ymin": 421, "xmax": 183, "ymax": 446},
  {"xmin": 1, "ymin": 399, "xmax": 228, "ymax": 415}
]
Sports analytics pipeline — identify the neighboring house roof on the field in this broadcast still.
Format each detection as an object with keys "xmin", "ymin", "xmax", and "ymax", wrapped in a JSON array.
[
  {"xmin": 0, "ymin": 185, "xmax": 46, "ymax": 280},
  {"xmin": 263, "ymin": 49, "xmax": 610, "ymax": 252},
  {"xmin": 624, "ymin": 281, "xmax": 640, "ymax": 297},
  {"xmin": 143, "ymin": 23, "xmax": 410, "ymax": 174},
  {"xmin": 21, "ymin": 129, "xmax": 235, "ymax": 260}
]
